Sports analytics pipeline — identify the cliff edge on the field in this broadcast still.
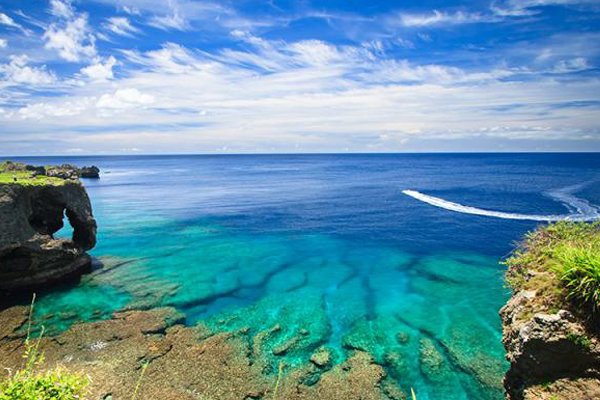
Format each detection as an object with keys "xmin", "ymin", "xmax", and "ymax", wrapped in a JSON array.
[
  {"xmin": 501, "ymin": 222, "xmax": 600, "ymax": 400},
  {"xmin": 0, "ymin": 162, "xmax": 97, "ymax": 291}
]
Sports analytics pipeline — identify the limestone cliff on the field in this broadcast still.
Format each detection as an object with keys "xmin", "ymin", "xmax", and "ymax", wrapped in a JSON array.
[
  {"xmin": 0, "ymin": 180, "xmax": 97, "ymax": 291},
  {"xmin": 500, "ymin": 223, "xmax": 600, "ymax": 400}
]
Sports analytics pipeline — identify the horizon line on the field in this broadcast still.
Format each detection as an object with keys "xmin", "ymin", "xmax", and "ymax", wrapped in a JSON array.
[{"xmin": 2, "ymin": 150, "xmax": 600, "ymax": 157}]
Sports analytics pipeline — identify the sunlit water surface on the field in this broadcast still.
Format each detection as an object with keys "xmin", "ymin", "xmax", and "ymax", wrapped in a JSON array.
[{"xmin": 10, "ymin": 153, "xmax": 600, "ymax": 400}]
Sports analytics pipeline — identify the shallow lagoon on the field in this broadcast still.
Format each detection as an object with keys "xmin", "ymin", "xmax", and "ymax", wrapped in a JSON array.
[{"xmin": 14, "ymin": 153, "xmax": 600, "ymax": 400}]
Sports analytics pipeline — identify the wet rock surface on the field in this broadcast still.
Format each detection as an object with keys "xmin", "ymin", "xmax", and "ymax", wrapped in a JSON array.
[
  {"xmin": 0, "ymin": 180, "xmax": 97, "ymax": 291},
  {"xmin": 0, "ymin": 306, "xmax": 398, "ymax": 400}
]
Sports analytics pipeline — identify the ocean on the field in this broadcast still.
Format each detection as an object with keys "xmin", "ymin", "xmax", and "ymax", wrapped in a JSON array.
[{"xmin": 8, "ymin": 153, "xmax": 600, "ymax": 399}]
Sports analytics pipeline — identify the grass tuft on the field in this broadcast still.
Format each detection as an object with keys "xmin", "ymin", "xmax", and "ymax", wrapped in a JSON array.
[
  {"xmin": 504, "ymin": 221, "xmax": 600, "ymax": 317},
  {"xmin": 131, "ymin": 362, "xmax": 149, "ymax": 400},
  {"xmin": 0, "ymin": 294, "xmax": 88, "ymax": 400}
]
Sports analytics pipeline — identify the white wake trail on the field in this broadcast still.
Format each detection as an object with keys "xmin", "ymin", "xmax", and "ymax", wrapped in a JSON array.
[{"xmin": 402, "ymin": 183, "xmax": 600, "ymax": 222}]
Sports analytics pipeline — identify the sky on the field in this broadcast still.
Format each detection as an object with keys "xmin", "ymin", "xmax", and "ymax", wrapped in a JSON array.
[{"xmin": 0, "ymin": 0, "xmax": 600, "ymax": 155}]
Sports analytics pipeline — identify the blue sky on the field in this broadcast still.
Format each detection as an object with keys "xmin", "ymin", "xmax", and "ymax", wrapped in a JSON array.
[{"xmin": 0, "ymin": 0, "xmax": 599, "ymax": 154}]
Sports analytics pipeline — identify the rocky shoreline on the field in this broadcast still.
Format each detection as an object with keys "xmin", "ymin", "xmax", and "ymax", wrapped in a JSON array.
[
  {"xmin": 500, "ymin": 223, "xmax": 600, "ymax": 400},
  {"xmin": 0, "ymin": 306, "xmax": 401, "ymax": 400},
  {"xmin": 500, "ymin": 292, "xmax": 600, "ymax": 399},
  {"xmin": 2, "ymin": 161, "xmax": 599, "ymax": 399},
  {"xmin": 0, "ymin": 162, "xmax": 97, "ymax": 292}
]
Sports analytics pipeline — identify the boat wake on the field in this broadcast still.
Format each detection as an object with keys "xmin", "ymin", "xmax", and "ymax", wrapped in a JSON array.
[{"xmin": 402, "ymin": 181, "xmax": 600, "ymax": 222}]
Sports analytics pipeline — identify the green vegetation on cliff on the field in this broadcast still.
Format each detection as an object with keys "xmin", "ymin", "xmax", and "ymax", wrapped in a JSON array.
[
  {"xmin": 505, "ymin": 221, "xmax": 600, "ymax": 316},
  {"xmin": 0, "ymin": 162, "xmax": 65, "ymax": 186},
  {"xmin": 0, "ymin": 171, "xmax": 66, "ymax": 186}
]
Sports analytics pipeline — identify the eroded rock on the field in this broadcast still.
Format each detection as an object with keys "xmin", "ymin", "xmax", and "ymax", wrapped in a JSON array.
[
  {"xmin": 46, "ymin": 164, "xmax": 100, "ymax": 180},
  {"xmin": 500, "ymin": 290, "xmax": 600, "ymax": 399},
  {"xmin": 0, "ymin": 181, "xmax": 97, "ymax": 290}
]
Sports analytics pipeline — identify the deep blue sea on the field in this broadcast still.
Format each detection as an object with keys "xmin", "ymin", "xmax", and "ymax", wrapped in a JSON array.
[{"xmin": 9, "ymin": 153, "xmax": 600, "ymax": 400}]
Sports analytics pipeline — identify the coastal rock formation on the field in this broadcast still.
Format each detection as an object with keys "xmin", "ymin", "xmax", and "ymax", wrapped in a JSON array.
[
  {"xmin": 0, "ymin": 180, "xmax": 97, "ymax": 290},
  {"xmin": 500, "ymin": 291, "xmax": 600, "ymax": 399},
  {"xmin": 46, "ymin": 164, "xmax": 100, "ymax": 179},
  {"xmin": 0, "ymin": 306, "xmax": 399, "ymax": 400},
  {"xmin": 501, "ymin": 223, "xmax": 600, "ymax": 400}
]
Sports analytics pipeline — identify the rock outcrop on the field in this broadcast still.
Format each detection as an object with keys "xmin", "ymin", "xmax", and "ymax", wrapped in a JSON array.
[
  {"xmin": 500, "ymin": 291, "xmax": 600, "ymax": 399},
  {"xmin": 501, "ymin": 222, "xmax": 600, "ymax": 400},
  {"xmin": 46, "ymin": 164, "xmax": 100, "ymax": 179},
  {"xmin": 0, "ymin": 306, "xmax": 398, "ymax": 400},
  {"xmin": 0, "ymin": 180, "xmax": 97, "ymax": 291}
]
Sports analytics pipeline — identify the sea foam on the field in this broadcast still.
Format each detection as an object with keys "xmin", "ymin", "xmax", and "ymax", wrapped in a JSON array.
[{"xmin": 402, "ymin": 181, "xmax": 600, "ymax": 222}]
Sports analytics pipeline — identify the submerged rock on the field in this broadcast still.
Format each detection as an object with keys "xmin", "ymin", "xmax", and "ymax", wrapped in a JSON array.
[
  {"xmin": 0, "ymin": 306, "xmax": 399, "ymax": 400},
  {"xmin": 310, "ymin": 346, "xmax": 332, "ymax": 368},
  {"xmin": 0, "ymin": 179, "xmax": 97, "ymax": 291}
]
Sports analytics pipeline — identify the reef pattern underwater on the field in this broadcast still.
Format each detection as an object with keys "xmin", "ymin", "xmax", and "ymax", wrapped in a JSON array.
[{"xmin": 13, "ymin": 153, "xmax": 600, "ymax": 400}]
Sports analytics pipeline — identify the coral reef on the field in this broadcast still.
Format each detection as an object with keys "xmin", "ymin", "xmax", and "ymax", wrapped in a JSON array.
[{"xmin": 0, "ymin": 306, "xmax": 399, "ymax": 400}]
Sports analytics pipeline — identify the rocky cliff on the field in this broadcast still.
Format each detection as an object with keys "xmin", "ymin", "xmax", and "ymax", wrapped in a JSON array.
[
  {"xmin": 501, "ymin": 222, "xmax": 600, "ymax": 400},
  {"xmin": 0, "ymin": 178, "xmax": 97, "ymax": 291}
]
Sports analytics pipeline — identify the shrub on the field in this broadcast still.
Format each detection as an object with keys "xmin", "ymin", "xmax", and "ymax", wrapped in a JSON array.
[
  {"xmin": 553, "ymin": 241, "xmax": 600, "ymax": 313},
  {"xmin": 504, "ymin": 222, "xmax": 600, "ymax": 316},
  {"xmin": 0, "ymin": 367, "xmax": 88, "ymax": 400},
  {"xmin": 0, "ymin": 295, "xmax": 89, "ymax": 400}
]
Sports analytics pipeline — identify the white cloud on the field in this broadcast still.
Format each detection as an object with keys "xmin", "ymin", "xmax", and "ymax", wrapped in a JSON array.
[
  {"xmin": 0, "ymin": 38, "xmax": 7, "ymax": 48},
  {"xmin": 0, "ymin": 55, "xmax": 56, "ymax": 85},
  {"xmin": 104, "ymin": 17, "xmax": 140, "ymax": 37},
  {"xmin": 0, "ymin": 13, "xmax": 22, "ymax": 29},
  {"xmin": 96, "ymin": 88, "xmax": 155, "ymax": 109},
  {"xmin": 43, "ymin": 1, "xmax": 96, "ymax": 62},
  {"xmin": 18, "ymin": 100, "xmax": 89, "ymax": 119},
  {"xmin": 3, "ymin": 34, "xmax": 600, "ymax": 152},
  {"xmin": 0, "ymin": 12, "xmax": 31, "ymax": 35},
  {"xmin": 398, "ymin": 10, "xmax": 490, "ymax": 27},
  {"xmin": 508, "ymin": 0, "xmax": 598, "ymax": 7},
  {"xmin": 80, "ymin": 56, "xmax": 117, "ymax": 81},
  {"xmin": 95, "ymin": 0, "xmax": 267, "ymax": 32},
  {"xmin": 49, "ymin": 0, "xmax": 75, "ymax": 18},
  {"xmin": 494, "ymin": 0, "xmax": 599, "ymax": 16},
  {"xmin": 553, "ymin": 57, "xmax": 591, "ymax": 73},
  {"xmin": 396, "ymin": 38, "xmax": 415, "ymax": 49},
  {"xmin": 148, "ymin": 12, "xmax": 189, "ymax": 30},
  {"xmin": 122, "ymin": 6, "xmax": 141, "ymax": 16}
]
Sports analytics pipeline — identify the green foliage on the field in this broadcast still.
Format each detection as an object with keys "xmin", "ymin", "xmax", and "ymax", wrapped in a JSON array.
[
  {"xmin": 0, "ymin": 160, "xmax": 66, "ymax": 186},
  {"xmin": 272, "ymin": 361, "xmax": 284, "ymax": 399},
  {"xmin": 567, "ymin": 333, "xmax": 593, "ymax": 350},
  {"xmin": 131, "ymin": 362, "xmax": 149, "ymax": 400},
  {"xmin": 0, "ymin": 171, "xmax": 66, "ymax": 186},
  {"xmin": 0, "ymin": 367, "xmax": 88, "ymax": 400},
  {"xmin": 0, "ymin": 161, "xmax": 27, "ymax": 171},
  {"xmin": 0, "ymin": 295, "xmax": 88, "ymax": 400},
  {"xmin": 504, "ymin": 222, "xmax": 600, "ymax": 316},
  {"xmin": 552, "ymin": 241, "xmax": 600, "ymax": 313}
]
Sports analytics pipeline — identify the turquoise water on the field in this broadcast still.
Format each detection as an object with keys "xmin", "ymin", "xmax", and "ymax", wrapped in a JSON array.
[{"xmin": 12, "ymin": 154, "xmax": 600, "ymax": 399}]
